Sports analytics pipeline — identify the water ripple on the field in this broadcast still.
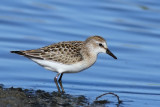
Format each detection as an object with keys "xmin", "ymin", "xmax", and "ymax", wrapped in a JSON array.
[{"xmin": 1, "ymin": 0, "xmax": 160, "ymax": 106}]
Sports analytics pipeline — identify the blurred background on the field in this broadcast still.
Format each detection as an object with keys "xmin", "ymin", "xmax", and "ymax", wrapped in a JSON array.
[{"xmin": 0, "ymin": 0, "xmax": 160, "ymax": 106}]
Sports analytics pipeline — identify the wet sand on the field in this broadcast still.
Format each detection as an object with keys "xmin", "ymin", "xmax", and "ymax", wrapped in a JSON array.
[
  {"xmin": 0, "ymin": 85, "xmax": 89, "ymax": 107},
  {"xmin": 0, "ymin": 84, "xmax": 121, "ymax": 107}
]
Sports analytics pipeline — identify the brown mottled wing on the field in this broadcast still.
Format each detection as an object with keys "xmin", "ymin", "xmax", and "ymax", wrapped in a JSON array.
[{"xmin": 21, "ymin": 41, "xmax": 84, "ymax": 64}]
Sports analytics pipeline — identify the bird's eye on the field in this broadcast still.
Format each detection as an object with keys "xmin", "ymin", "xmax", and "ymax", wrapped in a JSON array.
[{"xmin": 99, "ymin": 43, "xmax": 103, "ymax": 47}]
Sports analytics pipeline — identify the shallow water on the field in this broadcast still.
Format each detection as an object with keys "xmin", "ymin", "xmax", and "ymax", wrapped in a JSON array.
[{"xmin": 1, "ymin": 0, "xmax": 160, "ymax": 106}]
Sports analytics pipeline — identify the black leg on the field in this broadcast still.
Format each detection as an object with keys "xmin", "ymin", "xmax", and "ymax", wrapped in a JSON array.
[
  {"xmin": 58, "ymin": 73, "xmax": 65, "ymax": 93},
  {"xmin": 54, "ymin": 73, "xmax": 61, "ymax": 93},
  {"xmin": 58, "ymin": 73, "xmax": 63, "ymax": 82},
  {"xmin": 59, "ymin": 80, "xmax": 65, "ymax": 93}
]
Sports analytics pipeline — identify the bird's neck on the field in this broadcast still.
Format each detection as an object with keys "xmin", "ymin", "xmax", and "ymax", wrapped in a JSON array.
[{"xmin": 81, "ymin": 45, "xmax": 98, "ymax": 66}]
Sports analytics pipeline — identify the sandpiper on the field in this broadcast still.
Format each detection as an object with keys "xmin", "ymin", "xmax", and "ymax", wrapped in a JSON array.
[{"xmin": 11, "ymin": 36, "xmax": 117, "ymax": 92}]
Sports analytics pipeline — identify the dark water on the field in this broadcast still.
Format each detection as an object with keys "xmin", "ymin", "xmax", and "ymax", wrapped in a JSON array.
[{"xmin": 1, "ymin": 0, "xmax": 160, "ymax": 106}]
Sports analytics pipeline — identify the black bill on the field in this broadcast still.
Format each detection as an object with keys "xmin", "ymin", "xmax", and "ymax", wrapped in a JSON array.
[{"xmin": 106, "ymin": 49, "xmax": 117, "ymax": 59}]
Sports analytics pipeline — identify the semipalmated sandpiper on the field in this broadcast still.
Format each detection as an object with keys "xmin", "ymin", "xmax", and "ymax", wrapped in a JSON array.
[{"xmin": 11, "ymin": 36, "xmax": 117, "ymax": 92}]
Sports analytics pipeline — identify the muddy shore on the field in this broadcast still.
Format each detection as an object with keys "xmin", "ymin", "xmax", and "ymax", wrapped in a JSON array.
[
  {"xmin": 0, "ymin": 85, "xmax": 89, "ymax": 107},
  {"xmin": 0, "ymin": 84, "xmax": 121, "ymax": 107}
]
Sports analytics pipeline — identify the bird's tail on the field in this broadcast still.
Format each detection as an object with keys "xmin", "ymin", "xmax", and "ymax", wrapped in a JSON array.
[
  {"xmin": 10, "ymin": 51, "xmax": 25, "ymax": 55},
  {"xmin": 11, "ymin": 50, "xmax": 43, "ymax": 59}
]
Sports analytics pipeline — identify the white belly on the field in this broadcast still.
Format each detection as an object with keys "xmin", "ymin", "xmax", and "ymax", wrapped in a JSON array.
[{"xmin": 31, "ymin": 58, "xmax": 93, "ymax": 73}]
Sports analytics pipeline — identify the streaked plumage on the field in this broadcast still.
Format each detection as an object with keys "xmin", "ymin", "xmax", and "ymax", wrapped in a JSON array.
[{"xmin": 11, "ymin": 36, "xmax": 117, "ymax": 92}]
